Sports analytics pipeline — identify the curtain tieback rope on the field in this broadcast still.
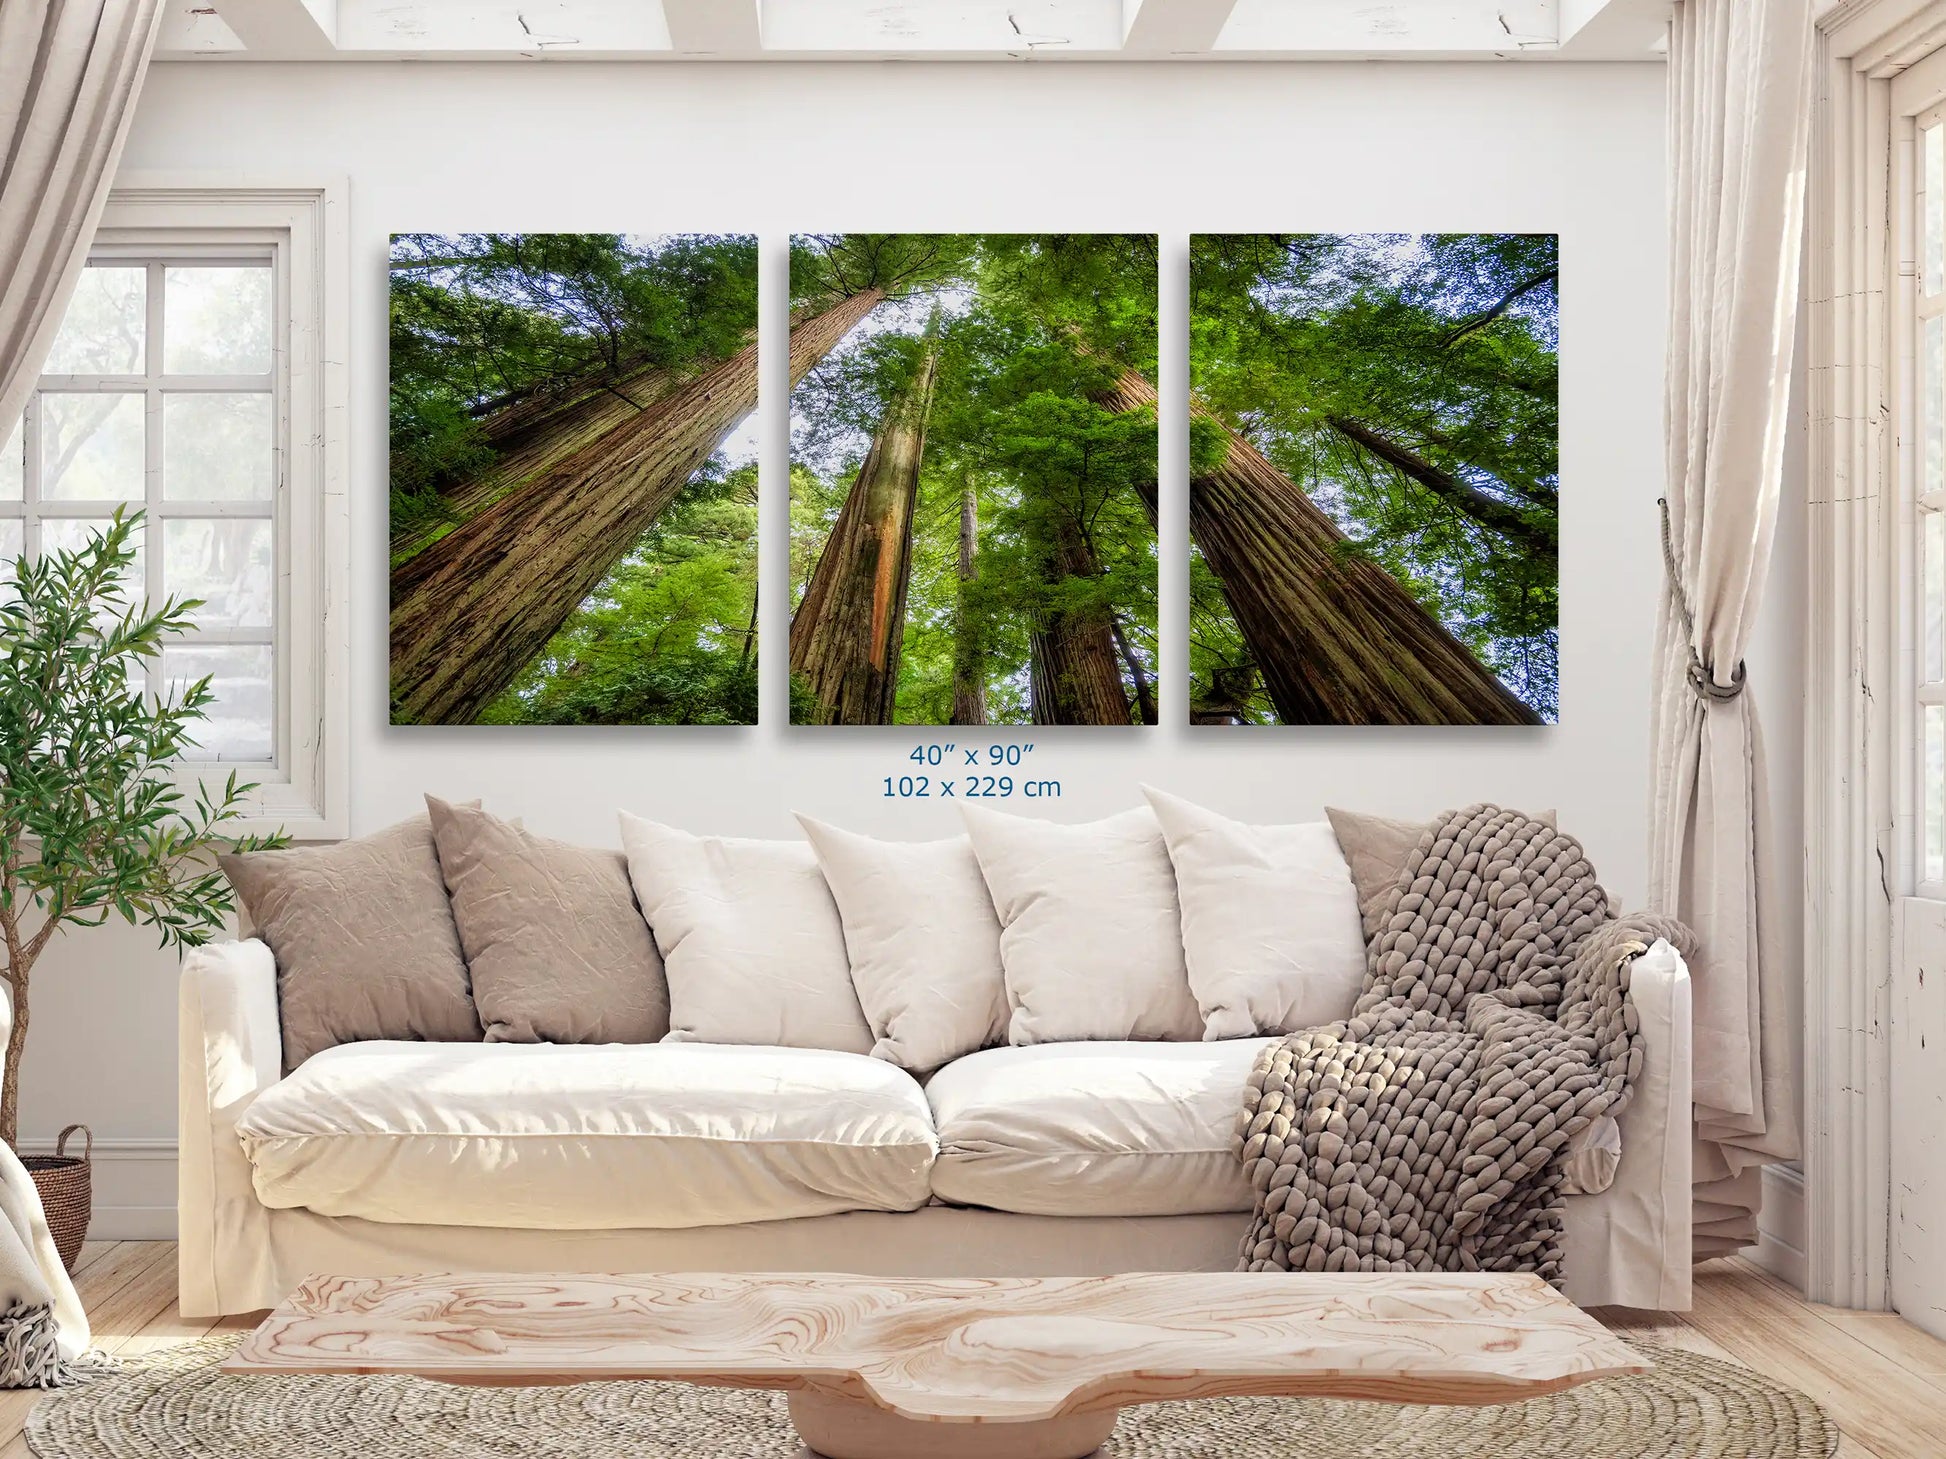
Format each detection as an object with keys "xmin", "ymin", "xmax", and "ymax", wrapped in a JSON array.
[{"xmin": 1658, "ymin": 496, "xmax": 1747, "ymax": 701}]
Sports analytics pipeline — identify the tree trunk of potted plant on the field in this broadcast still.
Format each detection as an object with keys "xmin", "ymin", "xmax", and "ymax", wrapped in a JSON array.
[{"xmin": 0, "ymin": 509, "xmax": 288, "ymax": 1259}]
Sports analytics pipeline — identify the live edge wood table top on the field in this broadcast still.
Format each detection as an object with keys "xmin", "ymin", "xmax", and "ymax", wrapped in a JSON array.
[{"xmin": 225, "ymin": 1270, "xmax": 1646, "ymax": 1459}]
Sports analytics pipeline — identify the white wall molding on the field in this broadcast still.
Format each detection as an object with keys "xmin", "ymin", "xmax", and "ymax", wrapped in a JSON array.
[
  {"xmin": 1804, "ymin": 0, "xmax": 1946, "ymax": 1313},
  {"xmin": 16, "ymin": 1137, "xmax": 178, "ymax": 1242},
  {"xmin": 1755, "ymin": 1163, "xmax": 1809, "ymax": 1293},
  {"xmin": 1804, "ymin": 15, "xmax": 1896, "ymax": 1315},
  {"xmin": 99, "ymin": 177, "xmax": 352, "ymax": 842}
]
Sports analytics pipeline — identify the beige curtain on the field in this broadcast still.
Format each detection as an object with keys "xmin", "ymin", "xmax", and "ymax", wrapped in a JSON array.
[
  {"xmin": 0, "ymin": 0, "xmax": 166, "ymax": 432},
  {"xmin": 1650, "ymin": 0, "xmax": 1814, "ymax": 1258}
]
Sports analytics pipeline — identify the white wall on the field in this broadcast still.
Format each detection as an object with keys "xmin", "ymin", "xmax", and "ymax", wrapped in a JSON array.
[{"xmin": 23, "ymin": 58, "xmax": 1720, "ymax": 1236}]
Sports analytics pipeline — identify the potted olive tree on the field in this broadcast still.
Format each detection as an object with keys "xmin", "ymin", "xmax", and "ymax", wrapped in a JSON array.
[{"xmin": 0, "ymin": 510, "xmax": 285, "ymax": 1263}]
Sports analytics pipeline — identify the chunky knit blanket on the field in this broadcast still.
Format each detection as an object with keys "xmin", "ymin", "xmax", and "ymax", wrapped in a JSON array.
[{"xmin": 1234, "ymin": 804, "xmax": 1692, "ymax": 1284}]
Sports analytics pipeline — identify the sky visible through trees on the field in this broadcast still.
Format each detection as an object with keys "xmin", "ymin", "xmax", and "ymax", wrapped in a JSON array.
[{"xmin": 1189, "ymin": 232, "xmax": 1558, "ymax": 726}]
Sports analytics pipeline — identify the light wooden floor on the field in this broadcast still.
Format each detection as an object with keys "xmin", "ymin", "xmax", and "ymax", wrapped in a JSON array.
[{"xmin": 3, "ymin": 1246, "xmax": 1941, "ymax": 1458}]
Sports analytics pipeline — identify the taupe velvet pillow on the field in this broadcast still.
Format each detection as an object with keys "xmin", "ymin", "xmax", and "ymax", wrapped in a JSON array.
[
  {"xmin": 427, "ymin": 796, "xmax": 668, "ymax": 1045},
  {"xmin": 1326, "ymin": 806, "xmax": 1557, "ymax": 939},
  {"xmin": 221, "ymin": 815, "xmax": 483, "ymax": 1072}
]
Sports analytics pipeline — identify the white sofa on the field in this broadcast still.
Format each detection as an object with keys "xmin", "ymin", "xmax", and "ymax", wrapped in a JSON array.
[{"xmin": 179, "ymin": 936, "xmax": 1694, "ymax": 1318}]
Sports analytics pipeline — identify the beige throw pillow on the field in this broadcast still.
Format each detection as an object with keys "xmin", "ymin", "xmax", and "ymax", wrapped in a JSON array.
[
  {"xmin": 796, "ymin": 815, "xmax": 1007, "ymax": 1073},
  {"xmin": 618, "ymin": 811, "xmax": 873, "ymax": 1055},
  {"xmin": 427, "ymin": 796, "xmax": 668, "ymax": 1045},
  {"xmin": 1144, "ymin": 787, "xmax": 1366, "ymax": 1040},
  {"xmin": 220, "ymin": 815, "xmax": 482, "ymax": 1072},
  {"xmin": 961, "ymin": 803, "xmax": 1203, "ymax": 1045}
]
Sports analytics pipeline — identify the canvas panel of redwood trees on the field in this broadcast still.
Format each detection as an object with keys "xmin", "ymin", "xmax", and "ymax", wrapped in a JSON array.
[
  {"xmin": 389, "ymin": 233, "xmax": 759, "ymax": 726},
  {"xmin": 1188, "ymin": 233, "xmax": 1559, "ymax": 726},
  {"xmin": 788, "ymin": 234, "xmax": 1159, "ymax": 727}
]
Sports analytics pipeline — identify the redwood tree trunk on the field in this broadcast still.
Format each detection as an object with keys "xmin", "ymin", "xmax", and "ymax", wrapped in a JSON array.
[
  {"xmin": 393, "ymin": 362, "xmax": 679, "ymax": 562},
  {"xmin": 1098, "ymin": 369, "xmax": 1539, "ymax": 726},
  {"xmin": 1030, "ymin": 520, "xmax": 1132, "ymax": 726},
  {"xmin": 391, "ymin": 289, "xmax": 885, "ymax": 724},
  {"xmin": 789, "ymin": 342, "xmax": 939, "ymax": 725},
  {"xmin": 950, "ymin": 482, "xmax": 987, "ymax": 727}
]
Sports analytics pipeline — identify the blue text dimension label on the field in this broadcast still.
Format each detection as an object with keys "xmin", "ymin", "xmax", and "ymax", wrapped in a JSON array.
[{"xmin": 883, "ymin": 744, "xmax": 1060, "ymax": 800}]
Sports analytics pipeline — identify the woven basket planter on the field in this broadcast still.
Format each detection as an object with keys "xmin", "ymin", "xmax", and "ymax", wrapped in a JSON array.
[{"xmin": 23, "ymin": 1125, "xmax": 92, "ymax": 1273}]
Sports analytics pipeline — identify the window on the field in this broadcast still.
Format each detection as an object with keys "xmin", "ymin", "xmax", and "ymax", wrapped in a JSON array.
[
  {"xmin": 4, "ymin": 256, "xmax": 278, "ymax": 762},
  {"xmin": 0, "ymin": 182, "xmax": 348, "ymax": 836},
  {"xmin": 1916, "ymin": 111, "xmax": 1946, "ymax": 896}
]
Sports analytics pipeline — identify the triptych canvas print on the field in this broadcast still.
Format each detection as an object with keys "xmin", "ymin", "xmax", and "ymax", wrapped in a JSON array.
[{"xmin": 388, "ymin": 232, "xmax": 1556, "ymax": 728}]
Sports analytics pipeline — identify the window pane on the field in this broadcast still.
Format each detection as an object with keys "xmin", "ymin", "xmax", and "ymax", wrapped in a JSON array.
[
  {"xmin": 40, "ymin": 517, "xmax": 144, "ymax": 610},
  {"xmin": 1929, "ymin": 125, "xmax": 1944, "ymax": 297},
  {"xmin": 162, "ymin": 393, "xmax": 271, "ymax": 501},
  {"xmin": 40, "ymin": 394, "xmax": 144, "ymax": 501},
  {"xmin": 164, "ymin": 267, "xmax": 272, "ymax": 375},
  {"xmin": 0, "ymin": 419, "xmax": 20, "ymax": 501},
  {"xmin": 163, "ymin": 518, "xmax": 272, "ymax": 628},
  {"xmin": 1927, "ymin": 316, "xmax": 1943, "ymax": 497},
  {"xmin": 163, "ymin": 645, "xmax": 273, "ymax": 760},
  {"xmin": 0, "ymin": 520, "xmax": 19, "ymax": 587},
  {"xmin": 1928, "ymin": 704, "xmax": 1945, "ymax": 884},
  {"xmin": 43, "ymin": 267, "xmax": 146, "ymax": 374},
  {"xmin": 1929, "ymin": 511, "xmax": 1945, "ymax": 684}
]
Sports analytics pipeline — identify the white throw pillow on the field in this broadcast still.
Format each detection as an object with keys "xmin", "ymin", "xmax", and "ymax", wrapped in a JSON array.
[
  {"xmin": 617, "ymin": 812, "xmax": 872, "ymax": 1054},
  {"xmin": 1143, "ymin": 786, "xmax": 1367, "ymax": 1041},
  {"xmin": 796, "ymin": 816, "xmax": 1008, "ymax": 1074},
  {"xmin": 960, "ymin": 803, "xmax": 1202, "ymax": 1045}
]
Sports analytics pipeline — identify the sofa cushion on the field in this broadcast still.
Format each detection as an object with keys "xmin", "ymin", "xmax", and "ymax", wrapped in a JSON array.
[
  {"xmin": 220, "ymin": 814, "xmax": 483, "ymax": 1072},
  {"xmin": 925, "ymin": 1039, "xmax": 1276, "ymax": 1217},
  {"xmin": 619, "ymin": 812, "xmax": 873, "ymax": 1055},
  {"xmin": 1144, "ymin": 786, "xmax": 1367, "ymax": 1040},
  {"xmin": 236, "ymin": 1041, "xmax": 937, "ymax": 1229},
  {"xmin": 960, "ymin": 804, "xmax": 1202, "ymax": 1045},
  {"xmin": 428, "ymin": 796, "xmax": 668, "ymax": 1046},
  {"xmin": 796, "ymin": 815, "xmax": 1007, "ymax": 1073}
]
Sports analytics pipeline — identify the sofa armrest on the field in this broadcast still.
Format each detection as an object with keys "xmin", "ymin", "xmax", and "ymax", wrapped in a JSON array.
[
  {"xmin": 1561, "ymin": 937, "xmax": 1694, "ymax": 1310},
  {"xmin": 178, "ymin": 938, "xmax": 281, "ymax": 1316}
]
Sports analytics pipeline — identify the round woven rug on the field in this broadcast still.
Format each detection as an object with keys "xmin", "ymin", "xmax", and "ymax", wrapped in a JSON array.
[{"xmin": 25, "ymin": 1335, "xmax": 1836, "ymax": 1459}]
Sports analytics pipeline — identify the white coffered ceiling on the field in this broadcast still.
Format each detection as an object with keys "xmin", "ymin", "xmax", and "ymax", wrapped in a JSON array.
[{"xmin": 157, "ymin": 0, "xmax": 1672, "ymax": 60}]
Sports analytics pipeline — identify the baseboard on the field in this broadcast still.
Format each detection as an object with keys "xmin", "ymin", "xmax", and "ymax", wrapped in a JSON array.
[
  {"xmin": 16, "ymin": 1136, "xmax": 179, "ymax": 1243},
  {"xmin": 1753, "ymin": 1162, "xmax": 1808, "ymax": 1292}
]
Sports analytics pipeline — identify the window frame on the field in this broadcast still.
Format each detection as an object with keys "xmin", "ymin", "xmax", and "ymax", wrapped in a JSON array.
[
  {"xmin": 1903, "ymin": 100, "xmax": 1946, "ymax": 900},
  {"xmin": 86, "ymin": 178, "xmax": 349, "ymax": 839}
]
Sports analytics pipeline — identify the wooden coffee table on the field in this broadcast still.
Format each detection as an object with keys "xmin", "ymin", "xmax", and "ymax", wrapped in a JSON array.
[{"xmin": 226, "ymin": 1270, "xmax": 1645, "ymax": 1459}]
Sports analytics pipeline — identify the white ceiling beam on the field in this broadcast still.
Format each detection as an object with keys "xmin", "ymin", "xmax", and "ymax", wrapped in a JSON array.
[
  {"xmin": 661, "ymin": 0, "xmax": 761, "ymax": 55},
  {"xmin": 1555, "ymin": 0, "xmax": 1671, "ymax": 57},
  {"xmin": 331, "ymin": 0, "xmax": 669, "ymax": 54},
  {"xmin": 759, "ymin": 0, "xmax": 1120, "ymax": 54},
  {"xmin": 151, "ymin": 0, "xmax": 1676, "ymax": 58},
  {"xmin": 1121, "ymin": 0, "xmax": 1240, "ymax": 54},
  {"xmin": 157, "ymin": 0, "xmax": 245, "ymax": 52},
  {"xmin": 214, "ymin": 0, "xmax": 337, "ymax": 53},
  {"xmin": 1216, "ymin": 0, "xmax": 1557, "ymax": 54}
]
